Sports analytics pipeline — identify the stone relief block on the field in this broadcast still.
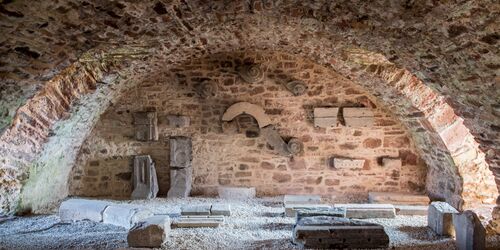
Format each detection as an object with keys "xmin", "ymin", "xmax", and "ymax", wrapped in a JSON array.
[
  {"xmin": 314, "ymin": 107, "xmax": 339, "ymax": 128},
  {"xmin": 133, "ymin": 112, "xmax": 158, "ymax": 141},
  {"xmin": 169, "ymin": 136, "xmax": 192, "ymax": 168},
  {"xmin": 167, "ymin": 167, "xmax": 192, "ymax": 198},
  {"xmin": 237, "ymin": 64, "xmax": 265, "ymax": 83},
  {"xmin": 131, "ymin": 155, "xmax": 159, "ymax": 200},
  {"xmin": 287, "ymin": 138, "xmax": 304, "ymax": 155},
  {"xmin": 285, "ymin": 80, "xmax": 307, "ymax": 96},
  {"xmin": 166, "ymin": 115, "xmax": 190, "ymax": 128},
  {"xmin": 260, "ymin": 126, "xmax": 291, "ymax": 156},
  {"xmin": 193, "ymin": 80, "xmax": 217, "ymax": 98},
  {"xmin": 329, "ymin": 157, "xmax": 365, "ymax": 169},
  {"xmin": 343, "ymin": 107, "xmax": 374, "ymax": 127}
]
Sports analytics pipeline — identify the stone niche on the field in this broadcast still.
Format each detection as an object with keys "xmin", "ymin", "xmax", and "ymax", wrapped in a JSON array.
[{"xmin": 133, "ymin": 112, "xmax": 158, "ymax": 141}]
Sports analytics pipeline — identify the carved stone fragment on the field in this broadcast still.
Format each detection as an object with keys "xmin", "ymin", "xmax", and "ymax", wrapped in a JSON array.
[
  {"xmin": 261, "ymin": 125, "xmax": 291, "ymax": 156},
  {"xmin": 222, "ymin": 102, "xmax": 272, "ymax": 128},
  {"xmin": 343, "ymin": 107, "xmax": 374, "ymax": 127},
  {"xmin": 194, "ymin": 80, "xmax": 217, "ymax": 98},
  {"xmin": 131, "ymin": 155, "xmax": 159, "ymax": 200},
  {"xmin": 133, "ymin": 112, "xmax": 158, "ymax": 141},
  {"xmin": 238, "ymin": 64, "xmax": 265, "ymax": 83},
  {"xmin": 169, "ymin": 137, "xmax": 192, "ymax": 168},
  {"xmin": 314, "ymin": 107, "xmax": 339, "ymax": 128},
  {"xmin": 285, "ymin": 80, "xmax": 307, "ymax": 96},
  {"xmin": 287, "ymin": 138, "xmax": 303, "ymax": 155},
  {"xmin": 167, "ymin": 167, "xmax": 192, "ymax": 198},
  {"xmin": 328, "ymin": 157, "xmax": 365, "ymax": 169}
]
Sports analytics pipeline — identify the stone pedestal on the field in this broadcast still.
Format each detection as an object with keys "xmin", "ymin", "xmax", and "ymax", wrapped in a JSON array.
[
  {"xmin": 453, "ymin": 210, "xmax": 485, "ymax": 250},
  {"xmin": 428, "ymin": 201, "xmax": 458, "ymax": 236},
  {"xmin": 127, "ymin": 216, "xmax": 171, "ymax": 248},
  {"xmin": 131, "ymin": 155, "xmax": 159, "ymax": 200}
]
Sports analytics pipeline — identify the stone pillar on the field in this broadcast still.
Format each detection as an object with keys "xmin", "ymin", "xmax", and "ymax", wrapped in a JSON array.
[
  {"xmin": 131, "ymin": 155, "xmax": 159, "ymax": 200},
  {"xmin": 167, "ymin": 137, "xmax": 192, "ymax": 198}
]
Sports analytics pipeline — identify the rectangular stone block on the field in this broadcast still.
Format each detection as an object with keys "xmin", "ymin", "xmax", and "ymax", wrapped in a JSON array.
[
  {"xmin": 333, "ymin": 204, "xmax": 396, "ymax": 219},
  {"xmin": 167, "ymin": 167, "xmax": 192, "ymax": 198},
  {"xmin": 333, "ymin": 158, "xmax": 365, "ymax": 169},
  {"xmin": 296, "ymin": 207, "xmax": 346, "ymax": 221},
  {"xmin": 285, "ymin": 204, "xmax": 332, "ymax": 217},
  {"xmin": 218, "ymin": 186, "xmax": 256, "ymax": 200},
  {"xmin": 210, "ymin": 204, "xmax": 231, "ymax": 216},
  {"xmin": 59, "ymin": 199, "xmax": 110, "ymax": 222},
  {"xmin": 428, "ymin": 201, "xmax": 458, "ymax": 236},
  {"xmin": 169, "ymin": 136, "xmax": 192, "ymax": 168},
  {"xmin": 103, "ymin": 205, "xmax": 153, "ymax": 229},
  {"xmin": 172, "ymin": 215, "xmax": 224, "ymax": 228},
  {"xmin": 453, "ymin": 210, "xmax": 485, "ymax": 250},
  {"xmin": 395, "ymin": 205, "xmax": 428, "ymax": 216},
  {"xmin": 181, "ymin": 205, "xmax": 211, "ymax": 216},
  {"xmin": 343, "ymin": 107, "xmax": 374, "ymax": 127},
  {"xmin": 133, "ymin": 112, "xmax": 158, "ymax": 141},
  {"xmin": 284, "ymin": 195, "xmax": 321, "ymax": 205},
  {"xmin": 313, "ymin": 107, "xmax": 339, "ymax": 128},
  {"xmin": 368, "ymin": 191, "xmax": 430, "ymax": 205},
  {"xmin": 131, "ymin": 155, "xmax": 159, "ymax": 200},
  {"xmin": 127, "ymin": 215, "xmax": 171, "ymax": 248}
]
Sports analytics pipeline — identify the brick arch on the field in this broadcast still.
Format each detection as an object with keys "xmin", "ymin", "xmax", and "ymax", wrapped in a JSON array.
[{"xmin": 0, "ymin": 2, "xmax": 496, "ymax": 230}]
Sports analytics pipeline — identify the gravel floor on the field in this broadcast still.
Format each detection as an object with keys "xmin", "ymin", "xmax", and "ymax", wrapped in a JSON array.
[{"xmin": 1, "ymin": 197, "xmax": 499, "ymax": 249}]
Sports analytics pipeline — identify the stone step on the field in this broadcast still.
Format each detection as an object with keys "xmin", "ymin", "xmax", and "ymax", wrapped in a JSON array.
[
  {"xmin": 285, "ymin": 204, "xmax": 331, "ymax": 217},
  {"xmin": 283, "ymin": 195, "xmax": 321, "ymax": 205},
  {"xmin": 396, "ymin": 205, "xmax": 428, "ymax": 216},
  {"xmin": 127, "ymin": 215, "xmax": 171, "ymax": 248},
  {"xmin": 368, "ymin": 192, "xmax": 430, "ymax": 205},
  {"xmin": 333, "ymin": 204, "xmax": 396, "ymax": 218}
]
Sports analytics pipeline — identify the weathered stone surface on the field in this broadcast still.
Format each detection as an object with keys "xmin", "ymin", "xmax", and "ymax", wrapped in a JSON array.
[
  {"xmin": 284, "ymin": 195, "xmax": 321, "ymax": 205},
  {"xmin": 167, "ymin": 167, "xmax": 192, "ymax": 198},
  {"xmin": 127, "ymin": 215, "xmax": 171, "ymax": 248},
  {"xmin": 59, "ymin": 199, "xmax": 110, "ymax": 222},
  {"xmin": 284, "ymin": 80, "xmax": 307, "ymax": 96},
  {"xmin": 285, "ymin": 204, "xmax": 332, "ymax": 217},
  {"xmin": 193, "ymin": 80, "xmax": 217, "ymax": 99},
  {"xmin": 395, "ymin": 205, "xmax": 428, "ymax": 216},
  {"xmin": 181, "ymin": 205, "xmax": 211, "ymax": 216},
  {"xmin": 172, "ymin": 215, "xmax": 224, "ymax": 228},
  {"xmin": 332, "ymin": 158, "xmax": 365, "ymax": 169},
  {"xmin": 169, "ymin": 137, "xmax": 192, "ymax": 168},
  {"xmin": 260, "ymin": 125, "xmax": 291, "ymax": 156},
  {"xmin": 210, "ymin": 204, "xmax": 231, "ymax": 216},
  {"xmin": 131, "ymin": 155, "xmax": 159, "ymax": 200},
  {"xmin": 166, "ymin": 115, "xmax": 190, "ymax": 128},
  {"xmin": 238, "ymin": 64, "xmax": 265, "ymax": 83},
  {"xmin": 427, "ymin": 201, "xmax": 458, "ymax": 236},
  {"xmin": 218, "ymin": 186, "xmax": 256, "ymax": 200},
  {"xmin": 334, "ymin": 204, "xmax": 396, "ymax": 219},
  {"xmin": 369, "ymin": 192, "xmax": 430, "ymax": 205},
  {"xmin": 343, "ymin": 108, "xmax": 374, "ymax": 127},
  {"xmin": 286, "ymin": 138, "xmax": 303, "ymax": 155},
  {"xmin": 295, "ymin": 207, "xmax": 346, "ymax": 221},
  {"xmin": 313, "ymin": 107, "xmax": 339, "ymax": 128},
  {"xmin": 453, "ymin": 210, "xmax": 485, "ymax": 250},
  {"xmin": 222, "ymin": 102, "xmax": 272, "ymax": 128},
  {"xmin": 103, "ymin": 205, "xmax": 153, "ymax": 229},
  {"xmin": 293, "ymin": 216, "xmax": 389, "ymax": 249},
  {"xmin": 133, "ymin": 112, "xmax": 158, "ymax": 141}
]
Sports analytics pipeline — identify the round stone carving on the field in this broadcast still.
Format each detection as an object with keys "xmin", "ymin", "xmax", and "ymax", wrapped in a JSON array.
[
  {"xmin": 287, "ymin": 138, "xmax": 303, "ymax": 155},
  {"xmin": 194, "ymin": 80, "xmax": 217, "ymax": 98},
  {"xmin": 285, "ymin": 80, "xmax": 307, "ymax": 96},
  {"xmin": 238, "ymin": 64, "xmax": 265, "ymax": 83}
]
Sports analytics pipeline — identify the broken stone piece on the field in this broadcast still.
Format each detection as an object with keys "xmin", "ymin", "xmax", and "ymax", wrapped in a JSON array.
[
  {"xmin": 181, "ymin": 205, "xmax": 211, "ymax": 216},
  {"xmin": 238, "ymin": 64, "xmax": 265, "ymax": 83},
  {"xmin": 218, "ymin": 186, "xmax": 256, "ymax": 200},
  {"xmin": 127, "ymin": 215, "xmax": 171, "ymax": 248},
  {"xmin": 453, "ymin": 210, "xmax": 485, "ymax": 250},
  {"xmin": 169, "ymin": 136, "xmax": 192, "ymax": 168},
  {"xmin": 166, "ymin": 115, "xmax": 190, "ymax": 128},
  {"xmin": 103, "ymin": 205, "xmax": 153, "ymax": 229},
  {"xmin": 131, "ymin": 155, "xmax": 159, "ymax": 200},
  {"xmin": 295, "ymin": 207, "xmax": 346, "ymax": 221},
  {"xmin": 428, "ymin": 201, "xmax": 458, "ymax": 236},
  {"xmin": 333, "ymin": 204, "xmax": 396, "ymax": 219},
  {"xmin": 221, "ymin": 102, "xmax": 272, "ymax": 128},
  {"xmin": 285, "ymin": 204, "xmax": 332, "ymax": 217},
  {"xmin": 59, "ymin": 199, "xmax": 110, "ymax": 222},
  {"xmin": 133, "ymin": 112, "xmax": 158, "ymax": 141},
  {"xmin": 284, "ymin": 80, "xmax": 307, "ymax": 96},
  {"xmin": 210, "ymin": 204, "xmax": 231, "ymax": 216},
  {"xmin": 167, "ymin": 167, "xmax": 192, "ymax": 198},
  {"xmin": 343, "ymin": 107, "xmax": 374, "ymax": 127},
  {"xmin": 260, "ymin": 125, "xmax": 292, "ymax": 156},
  {"xmin": 313, "ymin": 107, "xmax": 339, "ymax": 128}
]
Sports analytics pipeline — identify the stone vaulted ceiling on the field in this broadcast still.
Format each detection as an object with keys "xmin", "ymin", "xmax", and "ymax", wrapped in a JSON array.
[{"xmin": 0, "ymin": 0, "xmax": 498, "ymax": 223}]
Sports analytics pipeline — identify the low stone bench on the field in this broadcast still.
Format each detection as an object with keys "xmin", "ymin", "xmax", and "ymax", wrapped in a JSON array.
[
  {"xmin": 396, "ymin": 205, "xmax": 428, "ymax": 216},
  {"xmin": 427, "ymin": 201, "xmax": 458, "ymax": 236},
  {"xmin": 293, "ymin": 216, "xmax": 389, "ymax": 249},
  {"xmin": 368, "ymin": 192, "xmax": 430, "ymax": 205},
  {"xmin": 285, "ymin": 204, "xmax": 331, "ymax": 217},
  {"xmin": 59, "ymin": 199, "xmax": 110, "ymax": 222},
  {"xmin": 453, "ymin": 210, "xmax": 485, "ymax": 250},
  {"xmin": 333, "ymin": 204, "xmax": 396, "ymax": 218},
  {"xmin": 172, "ymin": 215, "xmax": 224, "ymax": 228},
  {"xmin": 127, "ymin": 215, "xmax": 171, "ymax": 248},
  {"xmin": 103, "ymin": 205, "xmax": 153, "ymax": 229},
  {"xmin": 284, "ymin": 195, "xmax": 321, "ymax": 205},
  {"xmin": 218, "ymin": 186, "xmax": 256, "ymax": 199}
]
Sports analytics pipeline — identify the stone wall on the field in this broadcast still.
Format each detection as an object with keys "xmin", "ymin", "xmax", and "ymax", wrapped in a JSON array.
[{"xmin": 70, "ymin": 52, "xmax": 427, "ymax": 200}]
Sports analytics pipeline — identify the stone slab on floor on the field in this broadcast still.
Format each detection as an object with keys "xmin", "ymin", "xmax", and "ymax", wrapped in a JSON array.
[
  {"xmin": 103, "ymin": 205, "xmax": 153, "ymax": 229},
  {"xmin": 172, "ymin": 215, "xmax": 224, "ymax": 228},
  {"xmin": 283, "ymin": 195, "xmax": 321, "ymax": 205},
  {"xmin": 59, "ymin": 199, "xmax": 110, "ymax": 222},
  {"xmin": 181, "ymin": 205, "xmax": 211, "ymax": 216},
  {"xmin": 218, "ymin": 186, "xmax": 256, "ymax": 199},
  {"xmin": 285, "ymin": 204, "xmax": 331, "ymax": 217},
  {"xmin": 333, "ymin": 204, "xmax": 396, "ymax": 219},
  {"xmin": 368, "ymin": 192, "xmax": 430, "ymax": 205},
  {"xmin": 127, "ymin": 215, "xmax": 171, "ymax": 248},
  {"xmin": 428, "ymin": 201, "xmax": 458, "ymax": 236},
  {"xmin": 453, "ymin": 210, "xmax": 485, "ymax": 250},
  {"xmin": 210, "ymin": 204, "xmax": 231, "ymax": 216},
  {"xmin": 293, "ymin": 216, "xmax": 389, "ymax": 249},
  {"xmin": 396, "ymin": 205, "xmax": 428, "ymax": 216},
  {"xmin": 295, "ymin": 207, "xmax": 345, "ymax": 221}
]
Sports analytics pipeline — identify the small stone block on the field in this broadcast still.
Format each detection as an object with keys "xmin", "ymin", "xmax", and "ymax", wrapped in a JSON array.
[
  {"xmin": 181, "ymin": 205, "xmax": 211, "ymax": 216},
  {"xmin": 334, "ymin": 204, "xmax": 396, "ymax": 219},
  {"xmin": 284, "ymin": 195, "xmax": 321, "ymax": 205},
  {"xmin": 59, "ymin": 199, "xmax": 110, "ymax": 222},
  {"xmin": 210, "ymin": 204, "xmax": 231, "ymax": 216},
  {"xmin": 218, "ymin": 186, "xmax": 256, "ymax": 199},
  {"xmin": 427, "ymin": 201, "xmax": 458, "ymax": 236},
  {"xmin": 127, "ymin": 215, "xmax": 171, "ymax": 248},
  {"xmin": 103, "ymin": 205, "xmax": 153, "ymax": 229},
  {"xmin": 453, "ymin": 210, "xmax": 485, "ymax": 250},
  {"xmin": 285, "ymin": 204, "xmax": 332, "ymax": 217}
]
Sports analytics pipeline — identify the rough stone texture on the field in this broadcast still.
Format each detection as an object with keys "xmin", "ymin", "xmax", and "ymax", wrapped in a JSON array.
[
  {"xmin": 334, "ymin": 204, "xmax": 396, "ymax": 219},
  {"xmin": 368, "ymin": 191, "xmax": 430, "ymax": 205},
  {"xmin": 167, "ymin": 167, "xmax": 192, "ymax": 198},
  {"xmin": 102, "ymin": 205, "xmax": 153, "ymax": 229},
  {"xmin": 295, "ymin": 207, "xmax": 346, "ymax": 220},
  {"xmin": 453, "ymin": 210, "xmax": 486, "ymax": 250},
  {"xmin": 0, "ymin": 0, "xmax": 497, "ymax": 230},
  {"xmin": 218, "ymin": 186, "xmax": 256, "ymax": 200},
  {"xmin": 58, "ymin": 198, "xmax": 110, "ymax": 222},
  {"xmin": 285, "ymin": 204, "xmax": 332, "ymax": 217},
  {"xmin": 131, "ymin": 155, "xmax": 159, "ymax": 200},
  {"xmin": 428, "ymin": 201, "xmax": 459, "ymax": 236},
  {"xmin": 127, "ymin": 215, "xmax": 171, "ymax": 248}
]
